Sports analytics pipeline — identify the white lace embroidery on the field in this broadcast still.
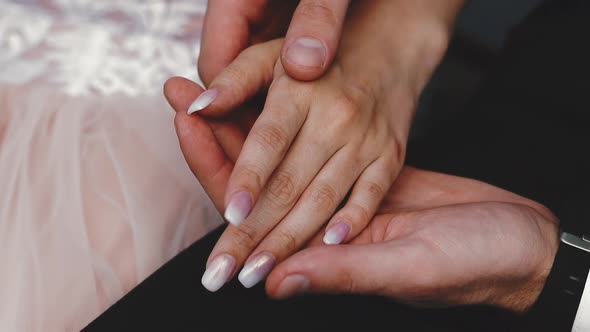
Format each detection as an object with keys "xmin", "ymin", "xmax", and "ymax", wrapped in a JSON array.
[{"xmin": 0, "ymin": 0, "xmax": 206, "ymax": 96}]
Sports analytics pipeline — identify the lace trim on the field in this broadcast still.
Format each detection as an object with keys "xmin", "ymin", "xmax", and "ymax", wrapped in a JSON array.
[{"xmin": 0, "ymin": 0, "xmax": 205, "ymax": 96}]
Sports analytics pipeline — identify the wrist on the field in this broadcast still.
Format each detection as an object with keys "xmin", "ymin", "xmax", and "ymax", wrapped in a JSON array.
[
  {"xmin": 492, "ymin": 221, "xmax": 560, "ymax": 312},
  {"xmin": 390, "ymin": 0, "xmax": 466, "ymax": 92},
  {"xmin": 340, "ymin": 0, "xmax": 463, "ymax": 97}
]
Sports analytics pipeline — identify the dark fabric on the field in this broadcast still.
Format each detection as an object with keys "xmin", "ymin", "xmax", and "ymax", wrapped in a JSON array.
[
  {"xmin": 84, "ymin": 226, "xmax": 518, "ymax": 332},
  {"xmin": 85, "ymin": 0, "xmax": 590, "ymax": 331},
  {"xmin": 528, "ymin": 240, "xmax": 590, "ymax": 331},
  {"xmin": 408, "ymin": 0, "xmax": 590, "ymax": 236}
]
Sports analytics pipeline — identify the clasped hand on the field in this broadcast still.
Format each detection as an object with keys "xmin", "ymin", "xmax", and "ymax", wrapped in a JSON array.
[{"xmin": 164, "ymin": 0, "xmax": 559, "ymax": 313}]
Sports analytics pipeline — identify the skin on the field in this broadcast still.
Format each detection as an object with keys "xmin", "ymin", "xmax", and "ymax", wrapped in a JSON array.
[
  {"xmin": 199, "ymin": 0, "xmax": 349, "ymax": 84},
  {"xmin": 189, "ymin": 0, "xmax": 465, "ymax": 291},
  {"xmin": 199, "ymin": 0, "xmax": 464, "ymax": 84},
  {"xmin": 164, "ymin": 78, "xmax": 560, "ymax": 312}
]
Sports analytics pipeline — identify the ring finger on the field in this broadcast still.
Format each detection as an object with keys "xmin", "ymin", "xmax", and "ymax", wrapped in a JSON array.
[
  {"xmin": 237, "ymin": 145, "xmax": 368, "ymax": 288},
  {"xmin": 202, "ymin": 123, "xmax": 342, "ymax": 290}
]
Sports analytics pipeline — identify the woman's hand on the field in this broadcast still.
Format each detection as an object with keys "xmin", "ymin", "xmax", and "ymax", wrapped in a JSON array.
[
  {"xmin": 191, "ymin": 0, "xmax": 462, "ymax": 290},
  {"xmin": 169, "ymin": 0, "xmax": 465, "ymax": 291}
]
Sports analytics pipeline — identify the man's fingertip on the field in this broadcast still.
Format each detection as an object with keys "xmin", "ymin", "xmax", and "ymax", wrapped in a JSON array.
[{"xmin": 281, "ymin": 55, "xmax": 329, "ymax": 81}]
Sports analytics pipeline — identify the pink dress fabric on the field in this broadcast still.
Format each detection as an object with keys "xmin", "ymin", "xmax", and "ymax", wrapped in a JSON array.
[{"xmin": 0, "ymin": 1, "xmax": 221, "ymax": 330}]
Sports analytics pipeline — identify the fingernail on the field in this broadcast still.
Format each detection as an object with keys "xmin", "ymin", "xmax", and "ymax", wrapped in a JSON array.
[
  {"xmin": 285, "ymin": 37, "xmax": 326, "ymax": 68},
  {"xmin": 224, "ymin": 191, "xmax": 252, "ymax": 226},
  {"xmin": 188, "ymin": 89, "xmax": 218, "ymax": 114},
  {"xmin": 201, "ymin": 254, "xmax": 235, "ymax": 292},
  {"xmin": 275, "ymin": 274, "xmax": 310, "ymax": 299},
  {"xmin": 238, "ymin": 252, "xmax": 275, "ymax": 288},
  {"xmin": 323, "ymin": 222, "xmax": 351, "ymax": 245}
]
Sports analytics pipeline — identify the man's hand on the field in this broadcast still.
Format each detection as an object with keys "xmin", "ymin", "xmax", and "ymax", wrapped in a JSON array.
[
  {"xmin": 266, "ymin": 168, "xmax": 560, "ymax": 312},
  {"xmin": 199, "ymin": 0, "xmax": 351, "ymax": 84}
]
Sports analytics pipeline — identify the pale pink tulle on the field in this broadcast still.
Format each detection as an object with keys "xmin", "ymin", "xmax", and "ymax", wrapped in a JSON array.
[{"xmin": 0, "ymin": 84, "xmax": 222, "ymax": 331}]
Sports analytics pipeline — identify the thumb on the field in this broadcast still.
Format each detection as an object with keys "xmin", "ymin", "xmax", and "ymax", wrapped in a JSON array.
[
  {"xmin": 266, "ymin": 242, "xmax": 409, "ymax": 299},
  {"xmin": 281, "ymin": 0, "xmax": 351, "ymax": 81},
  {"xmin": 188, "ymin": 39, "xmax": 282, "ymax": 117}
]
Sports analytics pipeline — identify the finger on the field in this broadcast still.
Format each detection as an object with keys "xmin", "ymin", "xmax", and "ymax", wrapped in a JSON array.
[
  {"xmin": 164, "ymin": 76, "xmax": 205, "ymax": 113},
  {"xmin": 236, "ymin": 146, "xmax": 364, "ymax": 288},
  {"xmin": 221, "ymin": 79, "xmax": 310, "ymax": 226},
  {"xmin": 205, "ymin": 119, "xmax": 340, "ymax": 282},
  {"xmin": 323, "ymin": 157, "xmax": 393, "ymax": 245},
  {"xmin": 208, "ymin": 120, "xmax": 246, "ymax": 163},
  {"xmin": 164, "ymin": 78, "xmax": 234, "ymax": 210},
  {"xmin": 175, "ymin": 113, "xmax": 232, "ymax": 212},
  {"xmin": 266, "ymin": 242, "xmax": 411, "ymax": 299},
  {"xmin": 190, "ymin": 39, "xmax": 282, "ymax": 117},
  {"xmin": 305, "ymin": 227, "xmax": 329, "ymax": 248},
  {"xmin": 281, "ymin": 0, "xmax": 351, "ymax": 81},
  {"xmin": 198, "ymin": 0, "xmax": 263, "ymax": 85},
  {"xmin": 164, "ymin": 77, "xmax": 245, "ymax": 163}
]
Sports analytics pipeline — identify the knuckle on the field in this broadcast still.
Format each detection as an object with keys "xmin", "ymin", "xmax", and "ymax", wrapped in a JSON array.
[
  {"xmin": 219, "ymin": 63, "xmax": 247, "ymax": 85},
  {"xmin": 232, "ymin": 223, "xmax": 259, "ymax": 248},
  {"xmin": 235, "ymin": 165, "xmax": 264, "ymax": 192},
  {"xmin": 349, "ymin": 201, "xmax": 371, "ymax": 224},
  {"xmin": 330, "ymin": 93, "xmax": 361, "ymax": 131},
  {"xmin": 252, "ymin": 123, "xmax": 290, "ymax": 155},
  {"xmin": 364, "ymin": 180, "xmax": 386, "ymax": 198},
  {"xmin": 309, "ymin": 183, "xmax": 339, "ymax": 210},
  {"xmin": 296, "ymin": 1, "xmax": 338, "ymax": 27},
  {"xmin": 214, "ymin": 64, "xmax": 249, "ymax": 103},
  {"xmin": 274, "ymin": 229, "xmax": 299, "ymax": 252},
  {"xmin": 266, "ymin": 170, "xmax": 298, "ymax": 208}
]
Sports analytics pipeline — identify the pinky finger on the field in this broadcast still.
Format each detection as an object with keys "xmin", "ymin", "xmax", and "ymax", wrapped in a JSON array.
[{"xmin": 323, "ymin": 158, "xmax": 393, "ymax": 245}]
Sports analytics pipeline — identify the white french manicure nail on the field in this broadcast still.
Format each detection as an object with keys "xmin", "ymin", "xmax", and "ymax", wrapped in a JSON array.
[
  {"xmin": 224, "ymin": 191, "xmax": 252, "ymax": 226},
  {"xmin": 238, "ymin": 253, "xmax": 275, "ymax": 288},
  {"xmin": 188, "ymin": 89, "xmax": 218, "ymax": 114},
  {"xmin": 201, "ymin": 254, "xmax": 235, "ymax": 292},
  {"xmin": 323, "ymin": 222, "xmax": 351, "ymax": 245}
]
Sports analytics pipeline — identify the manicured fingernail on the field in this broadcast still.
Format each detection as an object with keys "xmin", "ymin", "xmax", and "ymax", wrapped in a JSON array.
[
  {"xmin": 238, "ymin": 252, "xmax": 275, "ymax": 288},
  {"xmin": 275, "ymin": 274, "xmax": 310, "ymax": 299},
  {"xmin": 285, "ymin": 37, "xmax": 326, "ymax": 68},
  {"xmin": 188, "ymin": 89, "xmax": 218, "ymax": 114},
  {"xmin": 201, "ymin": 254, "xmax": 235, "ymax": 292},
  {"xmin": 323, "ymin": 222, "xmax": 351, "ymax": 245},
  {"xmin": 224, "ymin": 191, "xmax": 252, "ymax": 226}
]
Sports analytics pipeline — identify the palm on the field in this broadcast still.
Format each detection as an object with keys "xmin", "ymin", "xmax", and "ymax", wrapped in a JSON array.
[{"xmin": 338, "ymin": 168, "xmax": 558, "ymax": 307}]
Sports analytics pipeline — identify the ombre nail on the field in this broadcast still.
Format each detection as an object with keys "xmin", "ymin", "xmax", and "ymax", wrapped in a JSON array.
[
  {"xmin": 201, "ymin": 254, "xmax": 235, "ymax": 292},
  {"xmin": 323, "ymin": 222, "xmax": 351, "ymax": 245},
  {"xmin": 238, "ymin": 252, "xmax": 275, "ymax": 288},
  {"xmin": 285, "ymin": 37, "xmax": 326, "ymax": 68},
  {"xmin": 188, "ymin": 89, "xmax": 218, "ymax": 114},
  {"xmin": 224, "ymin": 191, "xmax": 252, "ymax": 226}
]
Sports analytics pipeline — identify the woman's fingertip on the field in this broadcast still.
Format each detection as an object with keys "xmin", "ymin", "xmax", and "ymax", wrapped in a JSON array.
[
  {"xmin": 188, "ymin": 89, "xmax": 219, "ymax": 114},
  {"xmin": 323, "ymin": 222, "xmax": 351, "ymax": 245}
]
